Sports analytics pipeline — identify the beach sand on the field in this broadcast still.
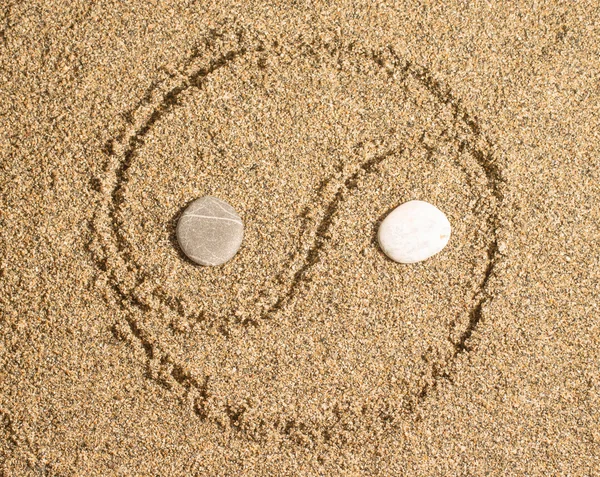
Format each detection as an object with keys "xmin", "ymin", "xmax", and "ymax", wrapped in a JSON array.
[{"xmin": 1, "ymin": 1, "xmax": 599, "ymax": 475}]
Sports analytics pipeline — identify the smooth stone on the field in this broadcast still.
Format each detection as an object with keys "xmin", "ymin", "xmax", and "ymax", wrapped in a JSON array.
[
  {"xmin": 378, "ymin": 200, "xmax": 451, "ymax": 264},
  {"xmin": 176, "ymin": 196, "xmax": 244, "ymax": 266}
]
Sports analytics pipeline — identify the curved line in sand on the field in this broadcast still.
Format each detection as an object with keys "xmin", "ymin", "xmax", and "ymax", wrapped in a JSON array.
[{"xmin": 89, "ymin": 28, "xmax": 506, "ymax": 444}]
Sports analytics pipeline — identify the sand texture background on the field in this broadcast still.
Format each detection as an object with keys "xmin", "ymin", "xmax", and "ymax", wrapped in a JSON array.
[{"xmin": 1, "ymin": 1, "xmax": 599, "ymax": 475}]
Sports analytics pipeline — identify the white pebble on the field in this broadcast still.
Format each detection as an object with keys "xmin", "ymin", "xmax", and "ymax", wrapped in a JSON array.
[{"xmin": 377, "ymin": 200, "xmax": 451, "ymax": 264}]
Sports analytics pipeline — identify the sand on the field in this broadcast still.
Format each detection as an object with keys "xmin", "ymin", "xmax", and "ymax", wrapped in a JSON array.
[{"xmin": 1, "ymin": 1, "xmax": 599, "ymax": 475}]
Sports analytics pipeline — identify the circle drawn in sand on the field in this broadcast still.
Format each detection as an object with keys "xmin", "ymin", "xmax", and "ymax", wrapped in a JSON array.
[{"xmin": 90, "ymin": 27, "xmax": 504, "ymax": 445}]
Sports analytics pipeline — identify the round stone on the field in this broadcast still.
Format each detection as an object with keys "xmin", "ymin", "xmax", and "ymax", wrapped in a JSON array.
[
  {"xmin": 377, "ymin": 200, "xmax": 451, "ymax": 264},
  {"xmin": 176, "ymin": 196, "xmax": 244, "ymax": 266}
]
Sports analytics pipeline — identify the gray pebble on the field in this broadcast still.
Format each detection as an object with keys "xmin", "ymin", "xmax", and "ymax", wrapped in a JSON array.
[{"xmin": 176, "ymin": 196, "xmax": 244, "ymax": 266}]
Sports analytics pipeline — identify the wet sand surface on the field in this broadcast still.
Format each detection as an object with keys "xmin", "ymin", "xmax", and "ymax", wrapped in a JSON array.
[{"xmin": 1, "ymin": 1, "xmax": 599, "ymax": 475}]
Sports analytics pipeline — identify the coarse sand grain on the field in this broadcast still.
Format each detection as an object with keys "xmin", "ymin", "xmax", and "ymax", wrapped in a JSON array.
[{"xmin": 1, "ymin": 1, "xmax": 599, "ymax": 476}]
